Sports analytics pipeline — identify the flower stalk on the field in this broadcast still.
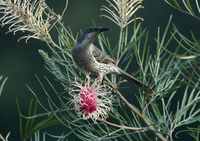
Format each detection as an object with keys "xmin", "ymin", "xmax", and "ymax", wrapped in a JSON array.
[{"xmin": 101, "ymin": 0, "xmax": 143, "ymax": 63}]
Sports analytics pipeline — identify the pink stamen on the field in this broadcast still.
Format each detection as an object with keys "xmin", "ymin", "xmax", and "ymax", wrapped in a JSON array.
[{"xmin": 78, "ymin": 87, "xmax": 98, "ymax": 116}]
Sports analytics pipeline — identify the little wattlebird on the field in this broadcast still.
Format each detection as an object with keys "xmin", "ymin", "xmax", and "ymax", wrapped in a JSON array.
[{"xmin": 72, "ymin": 27, "xmax": 153, "ymax": 93}]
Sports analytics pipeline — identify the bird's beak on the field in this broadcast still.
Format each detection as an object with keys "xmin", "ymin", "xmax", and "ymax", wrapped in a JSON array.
[{"xmin": 98, "ymin": 27, "xmax": 109, "ymax": 33}]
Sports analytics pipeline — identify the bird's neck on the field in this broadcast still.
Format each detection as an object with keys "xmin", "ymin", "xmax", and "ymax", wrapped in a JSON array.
[
  {"xmin": 77, "ymin": 33, "xmax": 96, "ymax": 48},
  {"xmin": 78, "ymin": 39, "xmax": 93, "ymax": 49}
]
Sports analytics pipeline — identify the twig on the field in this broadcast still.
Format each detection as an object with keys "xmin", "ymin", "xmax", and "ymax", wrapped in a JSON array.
[{"xmin": 101, "ymin": 119, "xmax": 149, "ymax": 132}]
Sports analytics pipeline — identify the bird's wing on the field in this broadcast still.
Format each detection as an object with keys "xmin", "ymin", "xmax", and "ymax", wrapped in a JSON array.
[{"xmin": 92, "ymin": 45, "xmax": 115, "ymax": 64}]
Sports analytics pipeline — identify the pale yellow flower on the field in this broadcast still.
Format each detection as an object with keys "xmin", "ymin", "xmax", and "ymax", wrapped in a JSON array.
[
  {"xmin": 101, "ymin": 0, "xmax": 143, "ymax": 28},
  {"xmin": 0, "ymin": 0, "xmax": 56, "ymax": 42}
]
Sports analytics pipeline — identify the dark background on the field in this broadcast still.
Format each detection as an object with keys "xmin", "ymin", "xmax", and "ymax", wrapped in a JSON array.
[{"xmin": 0, "ymin": 0, "xmax": 199, "ymax": 140}]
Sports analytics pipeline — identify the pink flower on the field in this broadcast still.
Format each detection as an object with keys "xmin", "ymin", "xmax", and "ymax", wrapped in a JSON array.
[
  {"xmin": 69, "ymin": 77, "xmax": 112, "ymax": 121},
  {"xmin": 78, "ymin": 86, "xmax": 98, "ymax": 117}
]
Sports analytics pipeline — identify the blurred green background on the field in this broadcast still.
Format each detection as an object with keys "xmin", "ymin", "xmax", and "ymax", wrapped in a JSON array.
[{"xmin": 0, "ymin": 0, "xmax": 200, "ymax": 140}]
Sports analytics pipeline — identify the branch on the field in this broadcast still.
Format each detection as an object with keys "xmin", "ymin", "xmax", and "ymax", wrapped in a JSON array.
[
  {"xmin": 102, "ymin": 120, "xmax": 149, "ymax": 132},
  {"xmin": 104, "ymin": 77, "xmax": 167, "ymax": 141}
]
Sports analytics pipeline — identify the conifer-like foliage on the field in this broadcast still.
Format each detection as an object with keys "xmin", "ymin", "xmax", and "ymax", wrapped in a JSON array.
[
  {"xmin": 0, "ymin": 0, "xmax": 200, "ymax": 141},
  {"xmin": 164, "ymin": 0, "xmax": 200, "ymax": 20},
  {"xmin": 0, "ymin": 75, "xmax": 7, "ymax": 96}
]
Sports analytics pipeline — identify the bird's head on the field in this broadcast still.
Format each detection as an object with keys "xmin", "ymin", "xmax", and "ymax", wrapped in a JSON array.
[
  {"xmin": 78, "ymin": 27, "xmax": 109, "ymax": 44},
  {"xmin": 84, "ymin": 27, "xmax": 109, "ymax": 34}
]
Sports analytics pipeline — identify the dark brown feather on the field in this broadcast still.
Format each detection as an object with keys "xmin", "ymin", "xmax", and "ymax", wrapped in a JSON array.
[{"xmin": 92, "ymin": 45, "xmax": 115, "ymax": 64}]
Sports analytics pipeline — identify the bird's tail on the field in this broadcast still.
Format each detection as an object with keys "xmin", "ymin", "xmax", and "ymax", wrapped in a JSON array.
[{"xmin": 118, "ymin": 68, "xmax": 153, "ymax": 93}]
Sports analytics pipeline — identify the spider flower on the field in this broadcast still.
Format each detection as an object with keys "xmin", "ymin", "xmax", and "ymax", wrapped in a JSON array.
[
  {"xmin": 69, "ymin": 78, "xmax": 112, "ymax": 121},
  {"xmin": 101, "ymin": 0, "xmax": 143, "ymax": 28},
  {"xmin": 0, "ymin": 0, "xmax": 56, "ymax": 42}
]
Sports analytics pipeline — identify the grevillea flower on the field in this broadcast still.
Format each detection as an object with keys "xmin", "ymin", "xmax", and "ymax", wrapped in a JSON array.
[
  {"xmin": 101, "ymin": 0, "xmax": 143, "ymax": 28},
  {"xmin": 69, "ymin": 77, "xmax": 112, "ymax": 121},
  {"xmin": 77, "ymin": 86, "xmax": 98, "ymax": 117},
  {"xmin": 0, "ymin": 0, "xmax": 56, "ymax": 42}
]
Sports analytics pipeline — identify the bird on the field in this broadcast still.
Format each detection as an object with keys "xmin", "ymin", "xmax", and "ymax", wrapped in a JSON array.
[{"xmin": 72, "ymin": 27, "xmax": 152, "ymax": 93}]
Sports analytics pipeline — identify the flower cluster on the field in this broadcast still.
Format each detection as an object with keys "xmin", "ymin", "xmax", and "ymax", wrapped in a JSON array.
[
  {"xmin": 69, "ymin": 77, "xmax": 113, "ymax": 121},
  {"xmin": 0, "ymin": 0, "xmax": 56, "ymax": 41},
  {"xmin": 101, "ymin": 0, "xmax": 143, "ymax": 28}
]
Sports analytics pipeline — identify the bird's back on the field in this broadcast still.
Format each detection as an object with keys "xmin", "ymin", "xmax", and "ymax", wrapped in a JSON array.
[{"xmin": 93, "ymin": 45, "xmax": 115, "ymax": 64}]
